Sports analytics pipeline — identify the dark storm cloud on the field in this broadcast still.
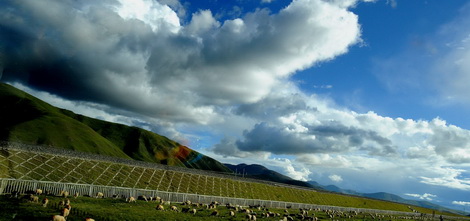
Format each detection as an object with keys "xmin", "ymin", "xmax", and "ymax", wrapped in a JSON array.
[
  {"xmin": 234, "ymin": 121, "xmax": 395, "ymax": 156},
  {"xmin": 0, "ymin": 0, "xmax": 361, "ymax": 124},
  {"xmin": 234, "ymin": 93, "xmax": 314, "ymax": 119}
]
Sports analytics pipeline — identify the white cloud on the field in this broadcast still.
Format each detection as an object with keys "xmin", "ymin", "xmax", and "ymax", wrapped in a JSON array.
[
  {"xmin": 282, "ymin": 159, "xmax": 312, "ymax": 181},
  {"xmin": 0, "ymin": 0, "xmax": 363, "ymax": 126},
  {"xmin": 386, "ymin": 0, "xmax": 397, "ymax": 8},
  {"xmin": 405, "ymin": 193, "xmax": 437, "ymax": 201},
  {"xmin": 420, "ymin": 167, "xmax": 470, "ymax": 191},
  {"xmin": 452, "ymin": 201, "xmax": 470, "ymax": 206},
  {"xmin": 114, "ymin": 0, "xmax": 181, "ymax": 33},
  {"xmin": 329, "ymin": 174, "xmax": 343, "ymax": 182}
]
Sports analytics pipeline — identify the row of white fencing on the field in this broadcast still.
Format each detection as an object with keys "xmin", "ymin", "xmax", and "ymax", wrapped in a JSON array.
[{"xmin": 1, "ymin": 178, "xmax": 467, "ymax": 220}]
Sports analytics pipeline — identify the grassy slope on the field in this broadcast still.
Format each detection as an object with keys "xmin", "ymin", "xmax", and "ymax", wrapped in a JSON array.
[
  {"xmin": 0, "ymin": 83, "xmax": 230, "ymax": 172},
  {"xmin": 0, "ymin": 149, "xmax": 464, "ymax": 217}
]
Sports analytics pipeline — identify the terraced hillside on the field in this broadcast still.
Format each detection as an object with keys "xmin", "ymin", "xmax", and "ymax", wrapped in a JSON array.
[{"xmin": 0, "ymin": 145, "xmax": 457, "ymax": 216}]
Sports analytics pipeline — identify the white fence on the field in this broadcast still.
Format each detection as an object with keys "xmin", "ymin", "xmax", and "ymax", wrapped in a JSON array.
[{"xmin": 3, "ymin": 177, "xmax": 466, "ymax": 220}]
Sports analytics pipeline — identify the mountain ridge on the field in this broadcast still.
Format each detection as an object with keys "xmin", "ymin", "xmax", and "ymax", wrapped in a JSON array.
[
  {"xmin": 309, "ymin": 182, "xmax": 468, "ymax": 216},
  {"xmin": 0, "ymin": 82, "xmax": 231, "ymax": 172},
  {"xmin": 225, "ymin": 162, "xmax": 466, "ymax": 215}
]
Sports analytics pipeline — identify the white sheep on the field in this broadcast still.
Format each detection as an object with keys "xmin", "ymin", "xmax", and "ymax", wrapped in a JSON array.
[
  {"xmin": 156, "ymin": 204, "xmax": 165, "ymax": 211},
  {"xmin": 42, "ymin": 198, "xmax": 49, "ymax": 207},
  {"xmin": 127, "ymin": 196, "xmax": 136, "ymax": 203},
  {"xmin": 170, "ymin": 205, "xmax": 178, "ymax": 212},
  {"xmin": 61, "ymin": 208, "xmax": 70, "ymax": 218},
  {"xmin": 51, "ymin": 215, "xmax": 65, "ymax": 221},
  {"xmin": 60, "ymin": 191, "xmax": 69, "ymax": 198},
  {"xmin": 96, "ymin": 192, "xmax": 104, "ymax": 198},
  {"xmin": 29, "ymin": 194, "xmax": 39, "ymax": 203},
  {"xmin": 36, "ymin": 189, "xmax": 43, "ymax": 195},
  {"xmin": 65, "ymin": 199, "xmax": 71, "ymax": 206}
]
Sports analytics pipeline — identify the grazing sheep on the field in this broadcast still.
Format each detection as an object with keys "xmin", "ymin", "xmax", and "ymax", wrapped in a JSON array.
[
  {"xmin": 127, "ymin": 196, "xmax": 136, "ymax": 203},
  {"xmin": 170, "ymin": 205, "xmax": 178, "ymax": 212},
  {"xmin": 229, "ymin": 211, "xmax": 235, "ymax": 217},
  {"xmin": 51, "ymin": 215, "xmax": 66, "ymax": 221},
  {"xmin": 36, "ymin": 189, "xmax": 43, "ymax": 195},
  {"xmin": 61, "ymin": 208, "xmax": 70, "ymax": 218},
  {"xmin": 42, "ymin": 198, "xmax": 49, "ymax": 207},
  {"xmin": 60, "ymin": 191, "xmax": 69, "ymax": 198},
  {"xmin": 246, "ymin": 214, "xmax": 253, "ymax": 220},
  {"xmin": 190, "ymin": 208, "xmax": 197, "ymax": 215},
  {"xmin": 29, "ymin": 194, "xmax": 39, "ymax": 203},
  {"xmin": 210, "ymin": 210, "xmax": 219, "ymax": 216},
  {"xmin": 96, "ymin": 192, "xmax": 104, "ymax": 198},
  {"xmin": 156, "ymin": 204, "xmax": 165, "ymax": 211},
  {"xmin": 241, "ymin": 209, "xmax": 251, "ymax": 214}
]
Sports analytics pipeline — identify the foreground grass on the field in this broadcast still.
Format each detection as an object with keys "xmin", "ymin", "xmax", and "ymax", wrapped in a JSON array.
[{"xmin": 2, "ymin": 195, "xmax": 467, "ymax": 221}]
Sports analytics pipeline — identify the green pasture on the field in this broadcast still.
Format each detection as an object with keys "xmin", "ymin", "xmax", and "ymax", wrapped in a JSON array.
[
  {"xmin": 0, "ymin": 149, "xmax": 462, "ymax": 218},
  {"xmin": 0, "ymin": 195, "xmax": 463, "ymax": 221}
]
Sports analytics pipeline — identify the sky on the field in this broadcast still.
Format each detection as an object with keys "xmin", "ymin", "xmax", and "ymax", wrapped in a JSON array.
[{"xmin": 1, "ymin": 0, "xmax": 470, "ymax": 212}]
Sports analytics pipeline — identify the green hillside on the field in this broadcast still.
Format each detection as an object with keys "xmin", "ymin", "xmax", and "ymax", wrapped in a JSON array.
[
  {"xmin": 0, "ymin": 148, "xmax": 459, "ymax": 216},
  {"xmin": 0, "ymin": 82, "xmax": 230, "ymax": 172}
]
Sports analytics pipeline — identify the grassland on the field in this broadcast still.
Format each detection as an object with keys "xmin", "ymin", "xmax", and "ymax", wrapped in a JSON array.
[
  {"xmin": 1, "ymin": 195, "xmax": 466, "ymax": 221},
  {"xmin": 0, "ymin": 148, "xmax": 462, "ymax": 217}
]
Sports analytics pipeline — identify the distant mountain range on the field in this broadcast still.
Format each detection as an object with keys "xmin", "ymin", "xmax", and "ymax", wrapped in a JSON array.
[
  {"xmin": 314, "ymin": 184, "xmax": 468, "ymax": 216},
  {"xmin": 0, "ymin": 83, "xmax": 231, "ymax": 172},
  {"xmin": 224, "ymin": 163, "xmax": 317, "ymax": 188},
  {"xmin": 226, "ymin": 163, "xmax": 467, "ymax": 216}
]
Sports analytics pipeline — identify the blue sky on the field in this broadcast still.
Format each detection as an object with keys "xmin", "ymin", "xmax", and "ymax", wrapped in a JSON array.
[
  {"xmin": 297, "ymin": 0, "xmax": 470, "ymax": 127},
  {"xmin": 1, "ymin": 0, "xmax": 470, "ymax": 211}
]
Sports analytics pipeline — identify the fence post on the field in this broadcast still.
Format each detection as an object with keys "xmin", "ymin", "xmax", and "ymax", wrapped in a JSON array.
[
  {"xmin": 89, "ymin": 185, "xmax": 93, "ymax": 197},
  {"xmin": 0, "ymin": 179, "xmax": 6, "ymax": 194}
]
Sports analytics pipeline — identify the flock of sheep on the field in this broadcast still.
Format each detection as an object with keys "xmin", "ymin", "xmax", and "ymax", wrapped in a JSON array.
[
  {"xmin": 11, "ymin": 188, "xmax": 94, "ymax": 221},
  {"xmin": 13, "ymin": 188, "xmax": 440, "ymax": 221}
]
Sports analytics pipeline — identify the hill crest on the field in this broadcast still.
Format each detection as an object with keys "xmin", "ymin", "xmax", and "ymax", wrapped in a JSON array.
[{"xmin": 0, "ymin": 82, "xmax": 231, "ymax": 172}]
